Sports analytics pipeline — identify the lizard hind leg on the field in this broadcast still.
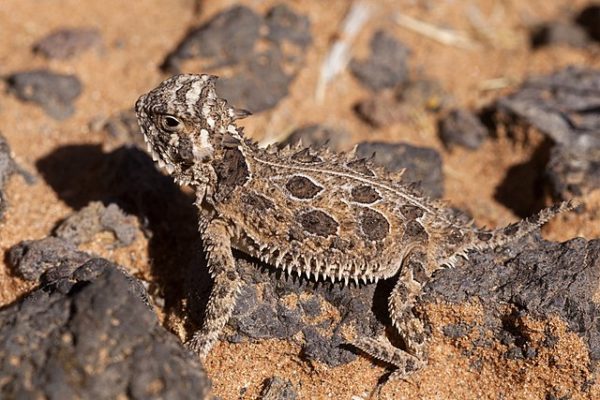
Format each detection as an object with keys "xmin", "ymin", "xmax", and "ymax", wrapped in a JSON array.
[
  {"xmin": 349, "ymin": 253, "xmax": 432, "ymax": 384},
  {"xmin": 186, "ymin": 218, "xmax": 243, "ymax": 360}
]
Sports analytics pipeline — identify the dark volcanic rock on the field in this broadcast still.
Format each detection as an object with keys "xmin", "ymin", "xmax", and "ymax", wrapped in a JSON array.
[
  {"xmin": 265, "ymin": 4, "xmax": 312, "ymax": 48},
  {"xmin": 260, "ymin": 376, "xmax": 297, "ymax": 400},
  {"xmin": 350, "ymin": 30, "xmax": 410, "ymax": 91},
  {"xmin": 55, "ymin": 201, "xmax": 138, "ymax": 247},
  {"xmin": 424, "ymin": 236, "xmax": 600, "ymax": 364},
  {"xmin": 6, "ymin": 70, "xmax": 82, "ymax": 119},
  {"xmin": 546, "ymin": 141, "xmax": 600, "ymax": 200},
  {"xmin": 495, "ymin": 67, "xmax": 600, "ymax": 145},
  {"xmin": 0, "ymin": 258, "xmax": 210, "ymax": 400},
  {"xmin": 438, "ymin": 108, "xmax": 489, "ymax": 150},
  {"xmin": 301, "ymin": 325, "xmax": 357, "ymax": 367},
  {"xmin": 279, "ymin": 124, "xmax": 352, "ymax": 152},
  {"xmin": 162, "ymin": 4, "xmax": 311, "ymax": 113},
  {"xmin": 96, "ymin": 109, "xmax": 146, "ymax": 149},
  {"xmin": 356, "ymin": 141, "xmax": 444, "ymax": 198},
  {"xmin": 0, "ymin": 133, "xmax": 19, "ymax": 220},
  {"xmin": 34, "ymin": 27, "xmax": 102, "ymax": 59},
  {"xmin": 214, "ymin": 49, "xmax": 293, "ymax": 113},
  {"xmin": 0, "ymin": 134, "xmax": 17, "ymax": 187},
  {"xmin": 8, "ymin": 237, "xmax": 91, "ymax": 281},
  {"xmin": 495, "ymin": 66, "xmax": 600, "ymax": 198},
  {"xmin": 218, "ymin": 257, "xmax": 378, "ymax": 367},
  {"xmin": 163, "ymin": 6, "xmax": 262, "ymax": 70}
]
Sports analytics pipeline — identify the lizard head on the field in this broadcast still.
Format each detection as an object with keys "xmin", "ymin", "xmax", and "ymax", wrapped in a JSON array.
[{"xmin": 135, "ymin": 74, "xmax": 250, "ymax": 186}]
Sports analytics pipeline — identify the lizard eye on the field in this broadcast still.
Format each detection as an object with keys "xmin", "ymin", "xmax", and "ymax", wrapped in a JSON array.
[{"xmin": 160, "ymin": 115, "xmax": 183, "ymax": 132}]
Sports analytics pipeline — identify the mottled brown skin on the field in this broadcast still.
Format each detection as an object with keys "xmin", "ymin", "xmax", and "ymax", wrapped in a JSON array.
[{"xmin": 135, "ymin": 74, "xmax": 576, "ymax": 383}]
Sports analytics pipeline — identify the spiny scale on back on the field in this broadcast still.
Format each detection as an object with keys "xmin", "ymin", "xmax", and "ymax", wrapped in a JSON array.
[{"xmin": 135, "ymin": 74, "xmax": 577, "ymax": 381}]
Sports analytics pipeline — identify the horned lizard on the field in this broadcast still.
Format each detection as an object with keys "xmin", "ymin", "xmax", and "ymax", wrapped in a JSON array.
[{"xmin": 135, "ymin": 74, "xmax": 575, "ymax": 381}]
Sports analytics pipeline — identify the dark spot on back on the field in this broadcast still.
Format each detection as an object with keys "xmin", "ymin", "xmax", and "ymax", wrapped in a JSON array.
[
  {"xmin": 447, "ymin": 229, "xmax": 464, "ymax": 245},
  {"xmin": 286, "ymin": 176, "xmax": 323, "ymax": 199},
  {"xmin": 291, "ymin": 148, "xmax": 323, "ymax": 163},
  {"xmin": 477, "ymin": 232, "xmax": 493, "ymax": 242},
  {"xmin": 288, "ymin": 226, "xmax": 305, "ymax": 242},
  {"xmin": 404, "ymin": 220, "xmax": 428, "ymax": 241},
  {"xmin": 241, "ymin": 192, "xmax": 274, "ymax": 212},
  {"xmin": 503, "ymin": 223, "xmax": 519, "ymax": 236},
  {"xmin": 351, "ymin": 185, "xmax": 381, "ymax": 204},
  {"xmin": 214, "ymin": 147, "xmax": 250, "ymax": 200},
  {"xmin": 400, "ymin": 205, "xmax": 424, "ymax": 219},
  {"xmin": 359, "ymin": 208, "xmax": 390, "ymax": 241},
  {"xmin": 346, "ymin": 158, "xmax": 375, "ymax": 176},
  {"xmin": 226, "ymin": 271, "xmax": 237, "ymax": 281},
  {"xmin": 297, "ymin": 210, "xmax": 338, "ymax": 237}
]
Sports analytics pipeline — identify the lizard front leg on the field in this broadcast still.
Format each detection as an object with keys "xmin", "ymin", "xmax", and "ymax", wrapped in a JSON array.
[{"xmin": 186, "ymin": 217, "xmax": 242, "ymax": 360}]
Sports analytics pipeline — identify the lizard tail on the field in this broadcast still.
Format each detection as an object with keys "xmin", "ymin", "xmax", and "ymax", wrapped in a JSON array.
[{"xmin": 473, "ymin": 199, "xmax": 580, "ymax": 251}]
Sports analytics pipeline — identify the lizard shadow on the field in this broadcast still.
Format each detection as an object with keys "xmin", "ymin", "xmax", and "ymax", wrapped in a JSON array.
[
  {"xmin": 493, "ymin": 135, "xmax": 554, "ymax": 218},
  {"xmin": 35, "ymin": 144, "xmax": 211, "ymax": 330}
]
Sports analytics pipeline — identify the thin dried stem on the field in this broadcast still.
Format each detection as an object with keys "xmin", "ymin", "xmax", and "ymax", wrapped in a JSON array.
[{"xmin": 395, "ymin": 13, "xmax": 480, "ymax": 50}]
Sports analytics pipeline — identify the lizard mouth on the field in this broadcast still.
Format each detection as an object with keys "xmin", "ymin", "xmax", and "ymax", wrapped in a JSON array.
[
  {"xmin": 141, "ymin": 131, "xmax": 175, "ymax": 174},
  {"xmin": 142, "ymin": 134, "xmax": 193, "ymax": 187},
  {"xmin": 141, "ymin": 133, "xmax": 193, "ymax": 186}
]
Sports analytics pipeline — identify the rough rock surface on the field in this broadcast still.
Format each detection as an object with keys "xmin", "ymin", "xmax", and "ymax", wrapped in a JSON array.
[
  {"xmin": 546, "ymin": 142, "xmax": 600, "ymax": 200},
  {"xmin": 260, "ymin": 377, "xmax": 298, "ymax": 400},
  {"xmin": 96, "ymin": 109, "xmax": 146, "ymax": 149},
  {"xmin": 33, "ymin": 27, "xmax": 102, "ymax": 59},
  {"xmin": 349, "ymin": 30, "xmax": 410, "ymax": 92},
  {"xmin": 8, "ymin": 236, "xmax": 90, "ymax": 281},
  {"xmin": 0, "ymin": 257, "xmax": 210, "ymax": 399},
  {"xmin": 215, "ymin": 257, "xmax": 379, "ymax": 368},
  {"xmin": 0, "ymin": 133, "xmax": 19, "ymax": 220},
  {"xmin": 355, "ymin": 141, "xmax": 444, "ymax": 198},
  {"xmin": 6, "ymin": 69, "xmax": 82, "ymax": 119},
  {"xmin": 424, "ymin": 235, "xmax": 600, "ymax": 367},
  {"xmin": 55, "ymin": 201, "xmax": 138, "ymax": 246},
  {"xmin": 495, "ymin": 66, "xmax": 600, "ymax": 199},
  {"xmin": 438, "ymin": 108, "xmax": 490, "ymax": 150},
  {"xmin": 496, "ymin": 67, "xmax": 599, "ymax": 144},
  {"xmin": 162, "ymin": 4, "xmax": 311, "ymax": 112}
]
